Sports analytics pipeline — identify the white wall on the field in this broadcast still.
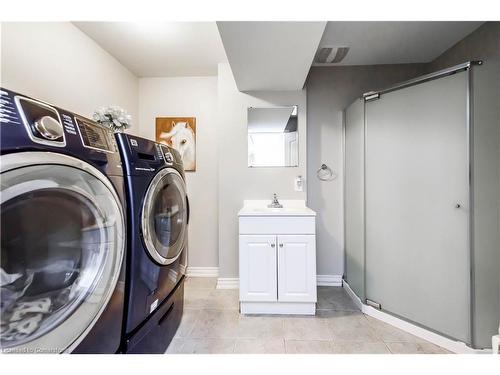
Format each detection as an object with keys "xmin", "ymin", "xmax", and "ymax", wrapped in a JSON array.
[
  {"xmin": 217, "ymin": 63, "xmax": 307, "ymax": 278},
  {"xmin": 1, "ymin": 22, "xmax": 139, "ymax": 134},
  {"xmin": 138, "ymin": 77, "xmax": 219, "ymax": 268}
]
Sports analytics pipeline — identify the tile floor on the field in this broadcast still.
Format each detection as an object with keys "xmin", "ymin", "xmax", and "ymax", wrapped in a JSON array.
[{"xmin": 166, "ymin": 277, "xmax": 452, "ymax": 354}]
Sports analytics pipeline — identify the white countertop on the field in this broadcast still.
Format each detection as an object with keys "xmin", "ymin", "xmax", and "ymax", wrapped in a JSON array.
[{"xmin": 238, "ymin": 200, "xmax": 316, "ymax": 217}]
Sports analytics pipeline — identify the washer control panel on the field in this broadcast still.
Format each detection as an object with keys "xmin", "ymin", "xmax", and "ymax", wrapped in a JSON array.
[
  {"xmin": 34, "ymin": 115, "xmax": 64, "ymax": 140},
  {"xmin": 15, "ymin": 96, "xmax": 66, "ymax": 146},
  {"xmin": 75, "ymin": 116, "xmax": 117, "ymax": 153}
]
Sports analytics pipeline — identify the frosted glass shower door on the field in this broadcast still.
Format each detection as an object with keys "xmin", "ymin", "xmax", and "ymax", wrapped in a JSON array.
[
  {"xmin": 344, "ymin": 99, "xmax": 366, "ymax": 300},
  {"xmin": 365, "ymin": 71, "xmax": 470, "ymax": 343}
]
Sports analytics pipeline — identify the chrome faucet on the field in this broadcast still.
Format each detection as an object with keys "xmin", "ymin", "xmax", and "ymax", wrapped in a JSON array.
[{"xmin": 268, "ymin": 193, "xmax": 283, "ymax": 208}]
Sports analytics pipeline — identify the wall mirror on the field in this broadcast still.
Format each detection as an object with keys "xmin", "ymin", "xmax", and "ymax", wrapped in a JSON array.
[{"xmin": 247, "ymin": 106, "xmax": 298, "ymax": 167}]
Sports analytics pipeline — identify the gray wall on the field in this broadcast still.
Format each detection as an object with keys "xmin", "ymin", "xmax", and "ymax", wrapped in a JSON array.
[
  {"xmin": 328, "ymin": 22, "xmax": 499, "ymax": 348},
  {"xmin": 428, "ymin": 21, "xmax": 500, "ymax": 349},
  {"xmin": 138, "ymin": 77, "xmax": 220, "ymax": 269},
  {"xmin": 1, "ymin": 22, "xmax": 139, "ymax": 134},
  {"xmin": 217, "ymin": 63, "xmax": 308, "ymax": 278},
  {"xmin": 305, "ymin": 64, "xmax": 426, "ymax": 278},
  {"xmin": 426, "ymin": 22, "xmax": 500, "ymax": 72}
]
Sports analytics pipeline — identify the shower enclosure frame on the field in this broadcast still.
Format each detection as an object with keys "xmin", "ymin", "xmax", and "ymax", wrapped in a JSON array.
[{"xmin": 342, "ymin": 61, "xmax": 490, "ymax": 349}]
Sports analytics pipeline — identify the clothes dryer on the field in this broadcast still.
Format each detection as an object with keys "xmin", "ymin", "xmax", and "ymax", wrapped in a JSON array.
[{"xmin": 115, "ymin": 134, "xmax": 188, "ymax": 353}]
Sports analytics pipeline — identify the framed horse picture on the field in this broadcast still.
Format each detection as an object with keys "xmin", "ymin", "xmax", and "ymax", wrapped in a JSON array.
[{"xmin": 156, "ymin": 117, "xmax": 196, "ymax": 171}]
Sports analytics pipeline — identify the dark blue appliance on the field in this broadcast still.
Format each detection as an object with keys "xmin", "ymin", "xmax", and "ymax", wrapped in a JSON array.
[
  {"xmin": 115, "ymin": 133, "xmax": 187, "ymax": 354},
  {"xmin": 0, "ymin": 87, "xmax": 126, "ymax": 354}
]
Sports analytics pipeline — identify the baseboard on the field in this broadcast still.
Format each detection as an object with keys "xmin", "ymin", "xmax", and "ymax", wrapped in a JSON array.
[
  {"xmin": 241, "ymin": 301, "xmax": 315, "ymax": 315},
  {"xmin": 342, "ymin": 280, "xmax": 491, "ymax": 354},
  {"xmin": 213, "ymin": 275, "xmax": 342, "ymax": 289},
  {"xmin": 216, "ymin": 278, "xmax": 239, "ymax": 289},
  {"xmin": 317, "ymin": 274, "xmax": 343, "ymax": 286},
  {"xmin": 185, "ymin": 267, "xmax": 219, "ymax": 277},
  {"xmin": 341, "ymin": 280, "xmax": 364, "ymax": 310},
  {"xmin": 492, "ymin": 335, "xmax": 500, "ymax": 354}
]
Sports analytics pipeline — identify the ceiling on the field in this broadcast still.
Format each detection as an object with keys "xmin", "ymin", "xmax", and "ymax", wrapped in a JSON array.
[
  {"xmin": 217, "ymin": 22, "xmax": 327, "ymax": 91},
  {"xmin": 316, "ymin": 21, "xmax": 484, "ymax": 66},
  {"xmin": 74, "ymin": 21, "xmax": 483, "ymax": 88},
  {"xmin": 74, "ymin": 22, "xmax": 227, "ymax": 77}
]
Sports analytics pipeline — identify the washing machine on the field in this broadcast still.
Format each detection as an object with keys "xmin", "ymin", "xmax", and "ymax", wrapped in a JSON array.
[
  {"xmin": 0, "ymin": 87, "xmax": 126, "ymax": 354},
  {"xmin": 115, "ymin": 134, "xmax": 187, "ymax": 354}
]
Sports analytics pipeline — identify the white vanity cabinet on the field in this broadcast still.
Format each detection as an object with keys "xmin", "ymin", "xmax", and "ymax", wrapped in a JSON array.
[{"xmin": 238, "ymin": 200, "xmax": 317, "ymax": 315}]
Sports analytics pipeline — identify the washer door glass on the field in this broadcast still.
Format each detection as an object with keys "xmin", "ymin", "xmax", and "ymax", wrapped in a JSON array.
[
  {"xmin": 141, "ymin": 168, "xmax": 187, "ymax": 265},
  {"xmin": 1, "ymin": 157, "xmax": 124, "ymax": 353}
]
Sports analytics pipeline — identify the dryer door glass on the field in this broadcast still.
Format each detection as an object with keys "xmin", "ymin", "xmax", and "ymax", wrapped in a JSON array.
[
  {"xmin": 0, "ymin": 155, "xmax": 124, "ymax": 353},
  {"xmin": 142, "ymin": 168, "xmax": 187, "ymax": 265}
]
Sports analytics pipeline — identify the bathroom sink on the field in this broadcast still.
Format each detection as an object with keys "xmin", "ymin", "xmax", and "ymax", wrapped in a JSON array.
[{"xmin": 238, "ymin": 200, "xmax": 316, "ymax": 216}]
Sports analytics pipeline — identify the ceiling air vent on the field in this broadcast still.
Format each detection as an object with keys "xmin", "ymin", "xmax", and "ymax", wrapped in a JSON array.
[{"xmin": 314, "ymin": 46, "xmax": 350, "ymax": 64}]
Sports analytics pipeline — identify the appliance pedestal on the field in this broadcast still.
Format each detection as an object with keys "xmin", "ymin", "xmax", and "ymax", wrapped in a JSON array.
[{"xmin": 123, "ymin": 277, "xmax": 185, "ymax": 354}]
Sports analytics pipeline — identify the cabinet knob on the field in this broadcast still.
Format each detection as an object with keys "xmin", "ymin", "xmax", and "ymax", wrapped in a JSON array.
[
  {"xmin": 279, "ymin": 244, "xmax": 283, "ymax": 247},
  {"xmin": 271, "ymin": 243, "xmax": 275, "ymax": 248}
]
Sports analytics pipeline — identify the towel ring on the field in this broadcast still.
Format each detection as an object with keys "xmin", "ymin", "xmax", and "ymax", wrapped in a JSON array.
[{"xmin": 317, "ymin": 164, "xmax": 337, "ymax": 181}]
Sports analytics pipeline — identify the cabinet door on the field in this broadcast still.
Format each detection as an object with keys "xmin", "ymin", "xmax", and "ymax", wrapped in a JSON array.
[
  {"xmin": 277, "ymin": 235, "xmax": 316, "ymax": 302},
  {"xmin": 239, "ymin": 235, "xmax": 277, "ymax": 302}
]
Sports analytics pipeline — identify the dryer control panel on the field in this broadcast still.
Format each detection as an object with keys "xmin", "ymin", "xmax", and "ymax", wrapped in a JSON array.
[
  {"xmin": 115, "ymin": 133, "xmax": 185, "ymax": 177},
  {"xmin": 159, "ymin": 144, "xmax": 174, "ymax": 165}
]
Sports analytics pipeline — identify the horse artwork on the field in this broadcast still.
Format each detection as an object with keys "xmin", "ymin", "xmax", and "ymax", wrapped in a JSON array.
[{"xmin": 156, "ymin": 117, "xmax": 196, "ymax": 171}]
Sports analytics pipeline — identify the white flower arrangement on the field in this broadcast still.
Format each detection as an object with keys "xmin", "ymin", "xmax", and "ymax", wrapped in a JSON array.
[{"xmin": 92, "ymin": 106, "xmax": 132, "ymax": 133}]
